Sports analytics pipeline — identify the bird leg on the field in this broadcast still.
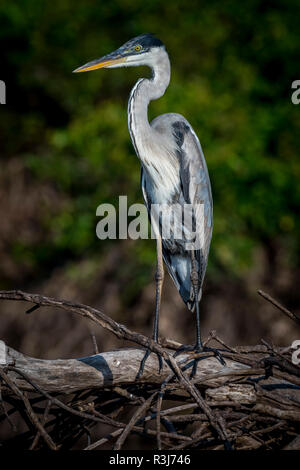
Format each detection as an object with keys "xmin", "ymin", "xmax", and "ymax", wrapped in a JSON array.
[
  {"xmin": 191, "ymin": 250, "xmax": 203, "ymax": 354},
  {"xmin": 153, "ymin": 235, "xmax": 164, "ymax": 343},
  {"xmin": 174, "ymin": 250, "xmax": 226, "ymax": 377},
  {"xmin": 136, "ymin": 235, "xmax": 164, "ymax": 379}
]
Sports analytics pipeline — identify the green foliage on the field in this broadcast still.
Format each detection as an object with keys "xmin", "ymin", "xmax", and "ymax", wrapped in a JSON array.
[{"xmin": 1, "ymin": 0, "xmax": 299, "ymax": 291}]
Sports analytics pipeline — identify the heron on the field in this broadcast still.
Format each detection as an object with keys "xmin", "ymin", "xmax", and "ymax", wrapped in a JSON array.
[{"xmin": 74, "ymin": 33, "xmax": 224, "ymax": 376}]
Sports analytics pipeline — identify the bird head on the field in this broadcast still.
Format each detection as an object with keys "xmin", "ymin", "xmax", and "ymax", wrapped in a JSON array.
[{"xmin": 73, "ymin": 33, "xmax": 165, "ymax": 73}]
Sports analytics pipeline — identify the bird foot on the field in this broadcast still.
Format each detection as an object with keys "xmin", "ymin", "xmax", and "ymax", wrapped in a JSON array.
[
  {"xmin": 136, "ymin": 349, "xmax": 164, "ymax": 380},
  {"xmin": 174, "ymin": 344, "xmax": 226, "ymax": 378}
]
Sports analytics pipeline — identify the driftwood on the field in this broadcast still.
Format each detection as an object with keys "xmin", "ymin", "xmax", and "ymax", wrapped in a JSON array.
[{"xmin": 0, "ymin": 289, "xmax": 299, "ymax": 450}]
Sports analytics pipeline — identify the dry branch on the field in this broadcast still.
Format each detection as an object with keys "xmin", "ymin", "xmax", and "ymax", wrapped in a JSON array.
[
  {"xmin": 0, "ymin": 342, "xmax": 251, "ymax": 392},
  {"xmin": 0, "ymin": 289, "xmax": 299, "ymax": 450},
  {"xmin": 258, "ymin": 290, "xmax": 300, "ymax": 324}
]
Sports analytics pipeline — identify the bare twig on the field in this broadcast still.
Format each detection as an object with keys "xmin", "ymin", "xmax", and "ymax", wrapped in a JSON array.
[
  {"xmin": 0, "ymin": 368, "xmax": 57, "ymax": 450},
  {"xmin": 114, "ymin": 393, "xmax": 156, "ymax": 450},
  {"xmin": 257, "ymin": 290, "xmax": 300, "ymax": 324},
  {"xmin": 0, "ymin": 289, "xmax": 299, "ymax": 451},
  {"xmin": 156, "ymin": 392, "xmax": 163, "ymax": 450},
  {"xmin": 89, "ymin": 328, "xmax": 99, "ymax": 355},
  {"xmin": 30, "ymin": 399, "xmax": 52, "ymax": 450}
]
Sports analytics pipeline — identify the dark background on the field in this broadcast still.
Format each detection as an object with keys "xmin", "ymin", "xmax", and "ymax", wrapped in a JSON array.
[{"xmin": 0, "ymin": 0, "xmax": 299, "ymax": 376}]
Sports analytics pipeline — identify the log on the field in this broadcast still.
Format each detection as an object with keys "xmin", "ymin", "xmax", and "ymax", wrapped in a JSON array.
[
  {"xmin": 0, "ymin": 340, "xmax": 250, "ymax": 393},
  {"xmin": 1, "ymin": 340, "xmax": 299, "ymax": 409},
  {"xmin": 0, "ymin": 289, "xmax": 299, "ymax": 450}
]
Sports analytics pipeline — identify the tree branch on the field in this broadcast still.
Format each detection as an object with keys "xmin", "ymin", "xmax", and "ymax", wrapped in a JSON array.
[{"xmin": 0, "ymin": 289, "xmax": 299, "ymax": 451}]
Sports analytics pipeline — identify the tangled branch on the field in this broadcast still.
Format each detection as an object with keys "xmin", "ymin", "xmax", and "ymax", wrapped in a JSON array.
[{"xmin": 0, "ymin": 289, "xmax": 299, "ymax": 450}]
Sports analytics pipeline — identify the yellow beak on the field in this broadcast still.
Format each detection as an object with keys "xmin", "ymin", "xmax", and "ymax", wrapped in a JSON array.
[{"xmin": 73, "ymin": 56, "xmax": 126, "ymax": 73}]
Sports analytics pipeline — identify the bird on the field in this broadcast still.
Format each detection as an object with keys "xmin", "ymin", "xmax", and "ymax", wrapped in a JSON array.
[{"xmin": 74, "ymin": 33, "xmax": 223, "ymax": 376}]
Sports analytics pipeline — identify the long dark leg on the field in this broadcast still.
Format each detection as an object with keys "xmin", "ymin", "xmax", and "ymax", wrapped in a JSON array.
[
  {"xmin": 174, "ymin": 251, "xmax": 201, "ymax": 365},
  {"xmin": 153, "ymin": 235, "xmax": 164, "ymax": 342},
  {"xmin": 136, "ymin": 236, "xmax": 164, "ymax": 379},
  {"xmin": 189, "ymin": 250, "xmax": 202, "ymax": 376},
  {"xmin": 190, "ymin": 250, "xmax": 202, "ymax": 351},
  {"xmin": 174, "ymin": 250, "xmax": 226, "ymax": 376}
]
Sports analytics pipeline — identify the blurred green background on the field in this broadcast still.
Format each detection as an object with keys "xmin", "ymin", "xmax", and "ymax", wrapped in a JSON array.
[{"xmin": 0, "ymin": 0, "xmax": 299, "ymax": 367}]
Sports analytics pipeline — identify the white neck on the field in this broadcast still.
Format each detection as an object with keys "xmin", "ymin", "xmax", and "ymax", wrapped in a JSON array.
[{"xmin": 127, "ymin": 48, "xmax": 171, "ymax": 160}]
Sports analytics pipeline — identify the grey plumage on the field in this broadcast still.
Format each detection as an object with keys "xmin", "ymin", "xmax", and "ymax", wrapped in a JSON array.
[
  {"xmin": 141, "ymin": 113, "xmax": 212, "ymax": 312},
  {"xmin": 74, "ymin": 33, "xmax": 213, "ymax": 355}
]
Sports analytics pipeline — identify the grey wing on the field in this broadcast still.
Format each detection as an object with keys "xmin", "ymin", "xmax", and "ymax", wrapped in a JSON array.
[
  {"xmin": 141, "ymin": 116, "xmax": 213, "ymax": 312},
  {"xmin": 140, "ymin": 166, "xmax": 185, "ymax": 301},
  {"xmin": 164, "ymin": 118, "xmax": 213, "ymax": 310},
  {"xmin": 174, "ymin": 119, "xmax": 213, "ymax": 263}
]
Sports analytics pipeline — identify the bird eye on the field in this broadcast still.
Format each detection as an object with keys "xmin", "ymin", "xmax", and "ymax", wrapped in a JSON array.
[{"xmin": 135, "ymin": 45, "xmax": 142, "ymax": 51}]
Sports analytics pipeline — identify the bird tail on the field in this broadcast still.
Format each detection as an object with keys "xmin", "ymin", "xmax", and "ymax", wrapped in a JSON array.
[
  {"xmin": 163, "ymin": 252, "xmax": 203, "ymax": 312},
  {"xmin": 186, "ymin": 287, "xmax": 202, "ymax": 313}
]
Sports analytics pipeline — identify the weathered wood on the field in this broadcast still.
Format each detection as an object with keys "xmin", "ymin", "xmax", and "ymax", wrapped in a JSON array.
[
  {"xmin": 283, "ymin": 435, "xmax": 300, "ymax": 450},
  {"xmin": 1, "ymin": 340, "xmax": 249, "ymax": 393},
  {"xmin": 1, "ymin": 340, "xmax": 299, "ymax": 409},
  {"xmin": 0, "ymin": 289, "xmax": 299, "ymax": 450}
]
